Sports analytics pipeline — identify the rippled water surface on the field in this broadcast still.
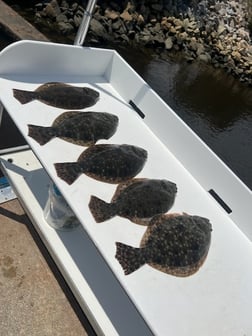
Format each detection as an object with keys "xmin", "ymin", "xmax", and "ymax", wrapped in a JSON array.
[{"xmin": 117, "ymin": 46, "xmax": 252, "ymax": 190}]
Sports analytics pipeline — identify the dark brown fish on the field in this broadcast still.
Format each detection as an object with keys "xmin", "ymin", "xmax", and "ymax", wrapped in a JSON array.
[
  {"xmin": 54, "ymin": 144, "xmax": 148, "ymax": 185},
  {"xmin": 28, "ymin": 111, "xmax": 119, "ymax": 146},
  {"xmin": 13, "ymin": 82, "xmax": 99, "ymax": 109},
  {"xmin": 89, "ymin": 178, "xmax": 177, "ymax": 224},
  {"xmin": 115, "ymin": 213, "xmax": 212, "ymax": 276}
]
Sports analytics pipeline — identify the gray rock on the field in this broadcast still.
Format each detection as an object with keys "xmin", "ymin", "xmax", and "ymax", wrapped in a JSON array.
[
  {"xmin": 58, "ymin": 21, "xmax": 74, "ymax": 35},
  {"xmin": 217, "ymin": 24, "xmax": 226, "ymax": 35},
  {"xmin": 105, "ymin": 9, "xmax": 120, "ymax": 20},
  {"xmin": 71, "ymin": 3, "xmax": 79, "ymax": 12},
  {"xmin": 165, "ymin": 37, "xmax": 173, "ymax": 50},
  {"xmin": 112, "ymin": 19, "xmax": 123, "ymax": 31},
  {"xmin": 189, "ymin": 39, "xmax": 199, "ymax": 52},
  {"xmin": 196, "ymin": 43, "xmax": 205, "ymax": 56},
  {"xmin": 90, "ymin": 18, "xmax": 111, "ymax": 40},
  {"xmin": 198, "ymin": 53, "xmax": 211, "ymax": 62},
  {"xmin": 153, "ymin": 33, "xmax": 165, "ymax": 44},
  {"xmin": 56, "ymin": 13, "xmax": 68, "ymax": 23},
  {"xmin": 44, "ymin": 0, "xmax": 61, "ymax": 19},
  {"xmin": 60, "ymin": 0, "xmax": 69, "ymax": 9},
  {"xmin": 35, "ymin": 3, "xmax": 44, "ymax": 11},
  {"xmin": 138, "ymin": 33, "xmax": 152, "ymax": 44},
  {"xmin": 112, "ymin": 19, "xmax": 127, "ymax": 34},
  {"xmin": 120, "ymin": 34, "xmax": 130, "ymax": 42},
  {"xmin": 73, "ymin": 14, "xmax": 82, "ymax": 28}
]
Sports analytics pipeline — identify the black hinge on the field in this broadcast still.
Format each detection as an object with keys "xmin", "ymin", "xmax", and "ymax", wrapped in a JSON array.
[
  {"xmin": 208, "ymin": 189, "xmax": 232, "ymax": 214},
  {"xmin": 129, "ymin": 100, "xmax": 145, "ymax": 119}
]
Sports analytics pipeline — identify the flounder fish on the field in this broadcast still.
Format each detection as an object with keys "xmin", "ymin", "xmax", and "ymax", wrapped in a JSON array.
[
  {"xmin": 13, "ymin": 82, "xmax": 99, "ymax": 109},
  {"xmin": 28, "ymin": 111, "xmax": 119, "ymax": 146},
  {"xmin": 54, "ymin": 144, "xmax": 148, "ymax": 185},
  {"xmin": 115, "ymin": 213, "xmax": 212, "ymax": 276},
  {"xmin": 89, "ymin": 178, "xmax": 177, "ymax": 224}
]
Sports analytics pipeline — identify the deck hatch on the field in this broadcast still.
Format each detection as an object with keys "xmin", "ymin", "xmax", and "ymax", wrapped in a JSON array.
[{"xmin": 208, "ymin": 189, "xmax": 232, "ymax": 214}]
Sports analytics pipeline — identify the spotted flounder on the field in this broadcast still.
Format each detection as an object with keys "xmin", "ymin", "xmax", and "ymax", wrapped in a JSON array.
[
  {"xmin": 28, "ymin": 111, "xmax": 119, "ymax": 146},
  {"xmin": 89, "ymin": 178, "xmax": 177, "ymax": 224},
  {"xmin": 13, "ymin": 82, "xmax": 99, "ymax": 109},
  {"xmin": 54, "ymin": 144, "xmax": 148, "ymax": 185},
  {"xmin": 115, "ymin": 213, "xmax": 212, "ymax": 276}
]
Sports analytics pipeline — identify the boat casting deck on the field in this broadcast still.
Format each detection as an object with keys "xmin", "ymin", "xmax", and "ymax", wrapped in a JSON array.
[{"xmin": 1, "ymin": 40, "xmax": 252, "ymax": 335}]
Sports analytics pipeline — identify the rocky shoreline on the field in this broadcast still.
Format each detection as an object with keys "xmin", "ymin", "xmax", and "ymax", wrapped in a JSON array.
[{"xmin": 18, "ymin": 0, "xmax": 252, "ymax": 85}]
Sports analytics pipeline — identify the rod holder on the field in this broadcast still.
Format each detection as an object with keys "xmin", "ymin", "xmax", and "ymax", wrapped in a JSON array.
[{"xmin": 74, "ymin": 0, "xmax": 97, "ymax": 46}]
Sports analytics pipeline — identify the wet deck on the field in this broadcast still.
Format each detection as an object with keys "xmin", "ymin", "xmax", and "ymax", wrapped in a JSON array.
[{"xmin": 0, "ymin": 2, "xmax": 95, "ymax": 335}]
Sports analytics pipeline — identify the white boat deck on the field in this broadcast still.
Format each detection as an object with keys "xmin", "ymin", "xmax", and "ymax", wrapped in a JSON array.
[{"xmin": 0, "ymin": 41, "xmax": 252, "ymax": 336}]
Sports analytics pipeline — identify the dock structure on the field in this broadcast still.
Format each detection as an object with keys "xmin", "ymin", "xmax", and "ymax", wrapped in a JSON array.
[{"xmin": 0, "ymin": 0, "xmax": 48, "ymax": 42}]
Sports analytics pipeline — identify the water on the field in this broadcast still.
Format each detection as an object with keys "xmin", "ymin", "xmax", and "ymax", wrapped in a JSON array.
[
  {"xmin": 117, "ymin": 46, "xmax": 252, "ymax": 190},
  {"xmin": 0, "ymin": 30, "xmax": 251, "ymax": 189}
]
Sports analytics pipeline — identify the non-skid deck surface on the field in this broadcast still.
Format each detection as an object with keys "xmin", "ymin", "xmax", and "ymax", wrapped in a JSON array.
[{"xmin": 0, "ymin": 43, "xmax": 252, "ymax": 335}]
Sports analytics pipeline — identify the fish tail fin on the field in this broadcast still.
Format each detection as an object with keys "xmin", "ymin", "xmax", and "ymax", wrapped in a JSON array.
[
  {"xmin": 89, "ymin": 195, "xmax": 117, "ymax": 223},
  {"xmin": 13, "ymin": 89, "xmax": 36, "ymax": 104},
  {"xmin": 115, "ymin": 242, "xmax": 145, "ymax": 275},
  {"xmin": 28, "ymin": 125, "xmax": 56, "ymax": 145},
  {"xmin": 54, "ymin": 162, "xmax": 82, "ymax": 185}
]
